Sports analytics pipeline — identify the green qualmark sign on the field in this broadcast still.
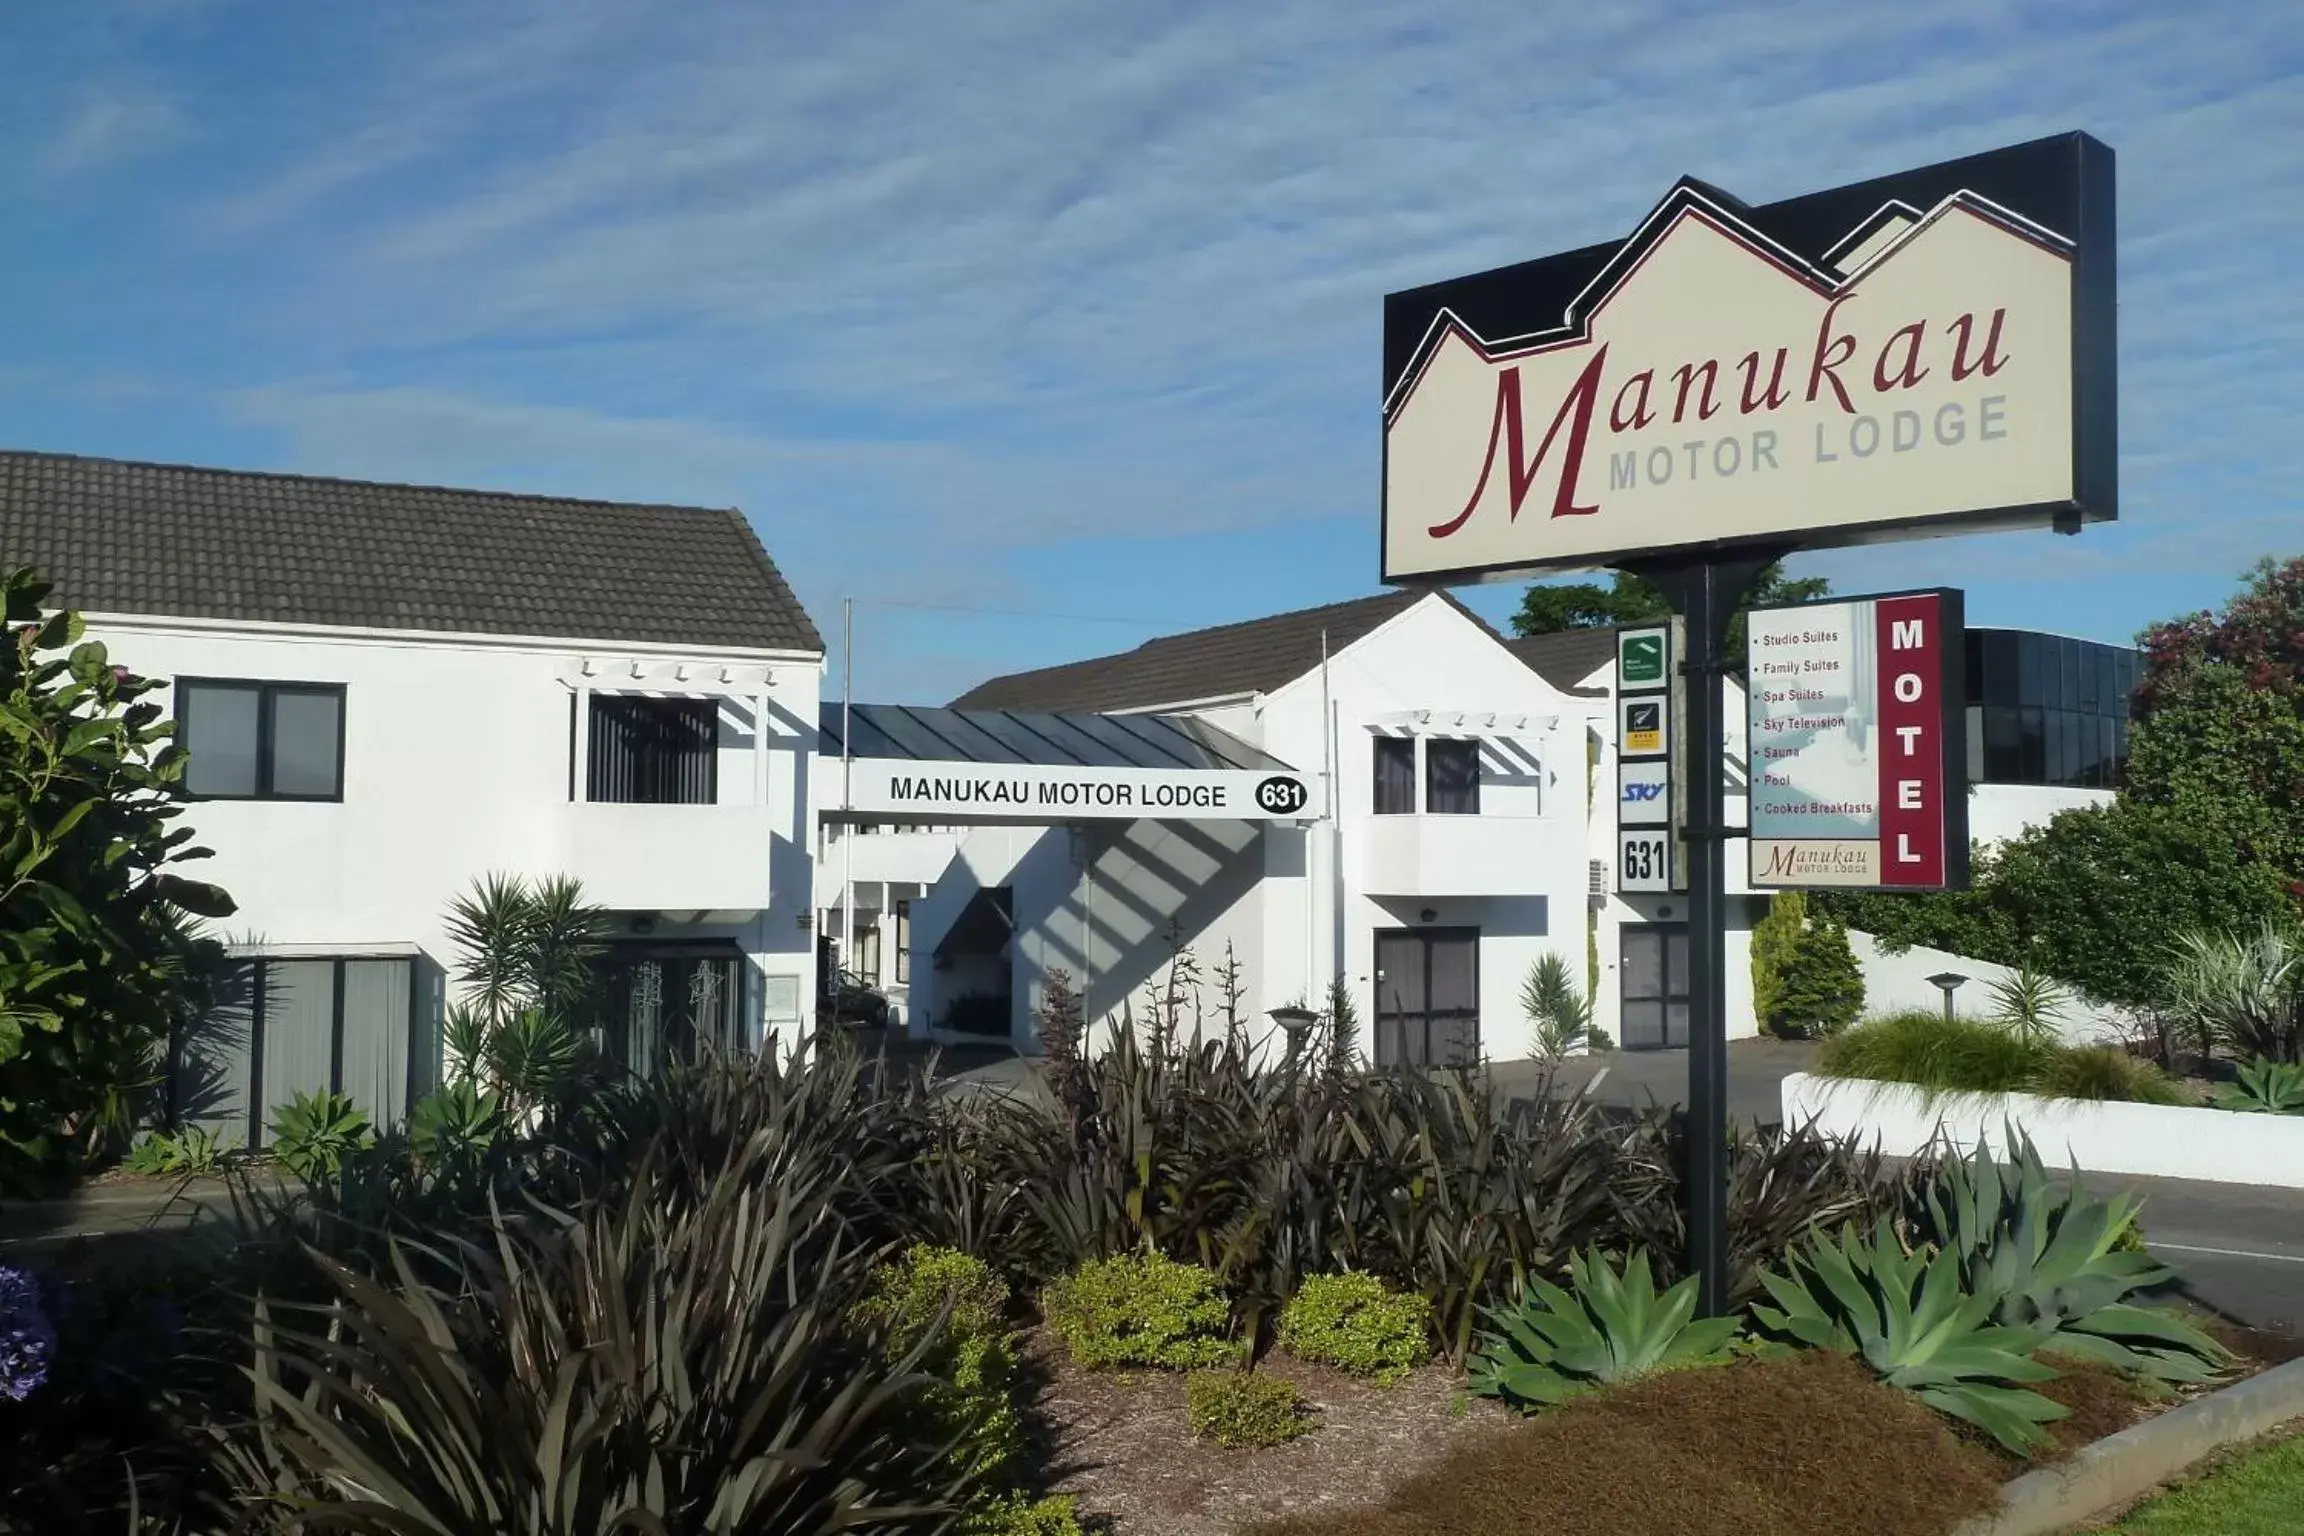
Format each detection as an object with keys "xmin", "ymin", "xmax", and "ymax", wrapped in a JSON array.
[{"xmin": 1618, "ymin": 627, "xmax": 1668, "ymax": 689}]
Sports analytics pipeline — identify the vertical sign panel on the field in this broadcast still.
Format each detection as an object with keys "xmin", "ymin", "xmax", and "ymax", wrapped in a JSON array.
[
  {"xmin": 1875, "ymin": 594, "xmax": 1948, "ymax": 887},
  {"xmin": 1747, "ymin": 589, "xmax": 1967, "ymax": 891}
]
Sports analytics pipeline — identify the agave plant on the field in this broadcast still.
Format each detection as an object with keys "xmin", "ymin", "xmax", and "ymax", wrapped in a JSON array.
[
  {"xmin": 2213, "ymin": 1057, "xmax": 2304, "ymax": 1115},
  {"xmin": 266, "ymin": 1089, "xmax": 374, "ymax": 1182},
  {"xmin": 1917, "ymin": 1136, "xmax": 2229, "ymax": 1384},
  {"xmin": 408, "ymin": 1077, "xmax": 508, "ymax": 1163},
  {"xmin": 1755, "ymin": 1221, "xmax": 2068, "ymax": 1455},
  {"xmin": 1467, "ymin": 1246, "xmax": 1741, "ymax": 1409}
]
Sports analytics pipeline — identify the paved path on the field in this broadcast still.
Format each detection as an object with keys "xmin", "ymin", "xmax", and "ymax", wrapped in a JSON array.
[{"xmin": 1498, "ymin": 1038, "xmax": 1824, "ymax": 1126}]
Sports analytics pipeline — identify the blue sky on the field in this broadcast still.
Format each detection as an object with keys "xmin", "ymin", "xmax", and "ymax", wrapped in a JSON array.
[{"xmin": 3, "ymin": 0, "xmax": 2298, "ymax": 702}]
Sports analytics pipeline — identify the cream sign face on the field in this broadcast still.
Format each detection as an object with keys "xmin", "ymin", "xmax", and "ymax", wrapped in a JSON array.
[{"xmin": 1380, "ymin": 136, "xmax": 2115, "ymax": 580}]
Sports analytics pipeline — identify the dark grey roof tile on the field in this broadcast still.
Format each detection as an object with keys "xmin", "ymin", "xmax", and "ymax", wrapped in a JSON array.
[{"xmin": 0, "ymin": 450, "xmax": 824, "ymax": 653}]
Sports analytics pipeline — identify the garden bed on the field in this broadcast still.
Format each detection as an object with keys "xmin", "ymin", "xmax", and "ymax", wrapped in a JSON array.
[
  {"xmin": 1030, "ymin": 1326, "xmax": 2288, "ymax": 1535},
  {"xmin": 1782, "ymin": 1073, "xmax": 2304, "ymax": 1187}
]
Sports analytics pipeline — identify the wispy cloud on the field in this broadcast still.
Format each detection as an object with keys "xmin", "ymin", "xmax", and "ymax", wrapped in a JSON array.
[
  {"xmin": 8, "ymin": 0, "xmax": 2302, "ymax": 695},
  {"xmin": 38, "ymin": 85, "xmax": 180, "ymax": 176}
]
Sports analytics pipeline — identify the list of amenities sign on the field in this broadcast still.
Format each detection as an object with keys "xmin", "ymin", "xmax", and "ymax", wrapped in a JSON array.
[
  {"xmin": 1746, "ymin": 590, "xmax": 1969, "ymax": 890},
  {"xmin": 1381, "ymin": 134, "xmax": 2114, "ymax": 582}
]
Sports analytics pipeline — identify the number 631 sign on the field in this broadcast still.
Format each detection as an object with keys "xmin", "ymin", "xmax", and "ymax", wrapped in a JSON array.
[{"xmin": 1618, "ymin": 829, "xmax": 1677, "ymax": 893}]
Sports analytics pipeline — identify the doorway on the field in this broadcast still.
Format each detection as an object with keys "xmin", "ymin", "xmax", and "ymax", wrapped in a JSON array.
[
  {"xmin": 1619, "ymin": 924, "xmax": 1689, "ymax": 1050},
  {"xmin": 1373, "ymin": 927, "xmax": 1479, "ymax": 1067}
]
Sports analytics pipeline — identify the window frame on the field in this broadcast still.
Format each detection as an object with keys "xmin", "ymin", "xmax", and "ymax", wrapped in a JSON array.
[{"xmin": 174, "ymin": 678, "xmax": 347, "ymax": 802}]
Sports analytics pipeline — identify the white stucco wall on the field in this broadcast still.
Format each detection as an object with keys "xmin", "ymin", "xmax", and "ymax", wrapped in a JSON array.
[
  {"xmin": 1967, "ymin": 782, "xmax": 2115, "ymax": 848},
  {"xmin": 85, "ymin": 612, "xmax": 824, "ymax": 1056}
]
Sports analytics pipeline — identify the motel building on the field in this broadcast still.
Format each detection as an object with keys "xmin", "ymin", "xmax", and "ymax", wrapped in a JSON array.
[
  {"xmin": 819, "ymin": 590, "xmax": 2135, "ymax": 1063},
  {"xmin": 2, "ymin": 449, "xmax": 2143, "ymax": 1137}
]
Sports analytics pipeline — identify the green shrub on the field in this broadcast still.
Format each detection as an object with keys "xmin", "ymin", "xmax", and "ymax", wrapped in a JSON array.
[
  {"xmin": 1821, "ymin": 1011, "xmax": 2191, "ymax": 1106},
  {"xmin": 960, "ymin": 1492, "xmax": 1087, "ymax": 1536},
  {"xmin": 1043, "ymin": 1251, "xmax": 1233, "ymax": 1370},
  {"xmin": 854, "ymin": 1243, "xmax": 1023, "ymax": 1484},
  {"xmin": 2031, "ymin": 1046, "xmax": 2187, "ymax": 1105},
  {"xmin": 1279, "ymin": 1272, "xmax": 1432, "ymax": 1383},
  {"xmin": 267, "ymin": 1090, "xmax": 375, "ymax": 1181},
  {"xmin": 1770, "ymin": 912, "xmax": 1866, "ymax": 1039},
  {"xmin": 1184, "ymin": 1369, "xmax": 1312, "ymax": 1447}
]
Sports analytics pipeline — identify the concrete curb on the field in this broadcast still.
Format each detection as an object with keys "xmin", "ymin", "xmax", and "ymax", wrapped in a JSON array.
[{"xmin": 1951, "ymin": 1356, "xmax": 2304, "ymax": 1535}]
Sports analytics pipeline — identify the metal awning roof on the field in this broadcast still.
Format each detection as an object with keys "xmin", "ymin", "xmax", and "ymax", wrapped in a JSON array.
[{"xmin": 820, "ymin": 703, "xmax": 1292, "ymax": 772}]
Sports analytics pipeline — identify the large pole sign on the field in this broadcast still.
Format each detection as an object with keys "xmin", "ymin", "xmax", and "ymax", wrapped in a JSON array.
[
  {"xmin": 1382, "ymin": 134, "xmax": 2114, "ymax": 581},
  {"xmin": 1378, "ymin": 134, "xmax": 2114, "ymax": 1318},
  {"xmin": 1747, "ymin": 590, "xmax": 1969, "ymax": 890}
]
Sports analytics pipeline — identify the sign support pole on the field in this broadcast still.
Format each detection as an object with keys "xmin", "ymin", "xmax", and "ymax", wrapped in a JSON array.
[{"xmin": 1624, "ymin": 550, "xmax": 1782, "ymax": 1317}]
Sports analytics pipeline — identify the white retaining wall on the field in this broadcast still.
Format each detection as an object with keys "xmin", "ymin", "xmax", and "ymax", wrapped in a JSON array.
[
  {"xmin": 1848, "ymin": 930, "xmax": 2127, "ymax": 1045},
  {"xmin": 1783, "ymin": 1072, "xmax": 2304, "ymax": 1188}
]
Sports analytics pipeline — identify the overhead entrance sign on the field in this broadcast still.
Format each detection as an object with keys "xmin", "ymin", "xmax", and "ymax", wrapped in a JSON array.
[
  {"xmin": 842, "ymin": 759, "xmax": 1320, "ymax": 822},
  {"xmin": 1746, "ymin": 590, "xmax": 1969, "ymax": 890},
  {"xmin": 1381, "ymin": 134, "xmax": 2114, "ymax": 583}
]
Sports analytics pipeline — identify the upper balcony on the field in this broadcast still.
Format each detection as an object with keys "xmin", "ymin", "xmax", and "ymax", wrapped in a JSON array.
[
  {"xmin": 1360, "ymin": 813, "xmax": 1551, "ymax": 897},
  {"xmin": 555, "ymin": 801, "xmax": 776, "ymax": 914}
]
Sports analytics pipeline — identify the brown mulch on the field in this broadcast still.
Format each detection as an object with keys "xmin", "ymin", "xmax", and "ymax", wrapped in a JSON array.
[
  {"xmin": 1029, "ymin": 1332, "xmax": 1513, "ymax": 1536},
  {"xmin": 2033, "ymin": 1355, "xmax": 2163, "ymax": 1459},
  {"xmin": 1233, "ymin": 1351, "xmax": 2008, "ymax": 1536}
]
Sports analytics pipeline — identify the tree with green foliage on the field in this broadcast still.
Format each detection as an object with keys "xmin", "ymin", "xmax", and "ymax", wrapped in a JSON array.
[
  {"xmin": 1510, "ymin": 559, "xmax": 1831, "ymax": 657},
  {"xmin": 2125, "ymin": 556, "xmax": 2304, "ymax": 880},
  {"xmin": 1750, "ymin": 891, "xmax": 1807, "ymax": 1035},
  {"xmin": 1, "ymin": 568, "xmax": 234, "ymax": 1193},
  {"xmin": 1769, "ymin": 913, "xmax": 1865, "ymax": 1039}
]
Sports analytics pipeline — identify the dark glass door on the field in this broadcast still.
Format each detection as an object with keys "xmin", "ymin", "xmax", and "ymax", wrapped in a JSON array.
[
  {"xmin": 1373, "ymin": 928, "xmax": 1479, "ymax": 1067},
  {"xmin": 1620, "ymin": 924, "xmax": 1689, "ymax": 1050}
]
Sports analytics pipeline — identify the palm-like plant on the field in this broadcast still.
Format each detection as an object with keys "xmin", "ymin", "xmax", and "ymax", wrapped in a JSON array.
[
  {"xmin": 1754, "ymin": 1221, "xmax": 2068, "ymax": 1455},
  {"xmin": 1519, "ymin": 953, "xmax": 1593, "ymax": 1060},
  {"xmin": 1917, "ymin": 1137, "xmax": 2229, "ymax": 1384},
  {"xmin": 2163, "ymin": 923, "xmax": 2304, "ymax": 1064},
  {"xmin": 1986, "ymin": 965, "xmax": 2073, "ymax": 1047},
  {"xmin": 441, "ymin": 873, "xmax": 611, "ymax": 1110},
  {"xmin": 1468, "ymin": 1246, "xmax": 1741, "ymax": 1408}
]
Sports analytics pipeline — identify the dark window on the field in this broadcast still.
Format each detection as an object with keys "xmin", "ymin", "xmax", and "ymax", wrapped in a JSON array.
[
  {"xmin": 588, "ymin": 696, "xmax": 719, "ymax": 804},
  {"xmin": 2060, "ymin": 711, "xmax": 2086, "ymax": 789},
  {"xmin": 2016, "ymin": 633, "xmax": 2045, "ymax": 709},
  {"xmin": 1373, "ymin": 737, "xmax": 1416, "ymax": 815},
  {"xmin": 169, "ymin": 955, "xmax": 419, "ymax": 1146},
  {"xmin": 1425, "ymin": 738, "xmax": 1480, "ymax": 815},
  {"xmin": 176, "ymin": 679, "xmax": 345, "ymax": 800},
  {"xmin": 2018, "ymin": 707, "xmax": 2046, "ymax": 782},
  {"xmin": 1982, "ymin": 705, "xmax": 2022, "ymax": 783},
  {"xmin": 1962, "ymin": 630, "xmax": 1986, "ymax": 707},
  {"xmin": 894, "ymin": 900, "xmax": 911, "ymax": 985},
  {"xmin": 1620, "ymin": 924, "xmax": 1689, "ymax": 1050},
  {"xmin": 1373, "ymin": 927, "xmax": 1479, "ymax": 1066},
  {"xmin": 1982, "ymin": 630, "xmax": 2021, "ymax": 707}
]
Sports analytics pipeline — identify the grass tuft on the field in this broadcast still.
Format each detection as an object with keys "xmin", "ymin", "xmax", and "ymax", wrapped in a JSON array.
[{"xmin": 1819, "ymin": 1012, "xmax": 2187, "ymax": 1106}]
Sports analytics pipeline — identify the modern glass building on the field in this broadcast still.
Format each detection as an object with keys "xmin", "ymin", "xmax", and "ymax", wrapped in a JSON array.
[{"xmin": 1963, "ymin": 628, "xmax": 2140, "ymax": 790}]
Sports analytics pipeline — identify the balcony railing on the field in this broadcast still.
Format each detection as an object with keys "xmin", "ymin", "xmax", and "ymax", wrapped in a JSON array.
[
  {"xmin": 1361, "ymin": 813, "xmax": 1550, "ymax": 897},
  {"xmin": 555, "ymin": 801, "xmax": 775, "ymax": 913}
]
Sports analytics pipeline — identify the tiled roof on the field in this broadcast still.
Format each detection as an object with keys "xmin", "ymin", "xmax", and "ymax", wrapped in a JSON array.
[
  {"xmin": 0, "ymin": 449, "xmax": 824, "ymax": 653},
  {"xmin": 1504, "ymin": 629, "xmax": 1619, "ymax": 694},
  {"xmin": 951, "ymin": 591, "xmax": 1439, "ymax": 712}
]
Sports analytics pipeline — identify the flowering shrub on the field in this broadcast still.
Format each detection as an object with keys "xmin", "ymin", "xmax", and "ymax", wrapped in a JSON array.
[{"xmin": 0, "ymin": 1265, "xmax": 53, "ymax": 1403}]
